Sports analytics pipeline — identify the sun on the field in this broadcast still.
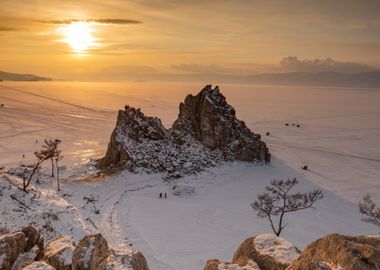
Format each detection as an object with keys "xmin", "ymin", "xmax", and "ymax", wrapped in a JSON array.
[{"xmin": 61, "ymin": 22, "xmax": 96, "ymax": 53}]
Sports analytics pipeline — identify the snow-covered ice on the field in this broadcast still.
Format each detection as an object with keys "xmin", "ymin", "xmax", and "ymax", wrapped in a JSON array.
[{"xmin": 1, "ymin": 81, "xmax": 380, "ymax": 270}]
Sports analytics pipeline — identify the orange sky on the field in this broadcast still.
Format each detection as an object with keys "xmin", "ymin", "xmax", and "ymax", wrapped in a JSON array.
[{"xmin": 1, "ymin": 0, "xmax": 379, "ymax": 80}]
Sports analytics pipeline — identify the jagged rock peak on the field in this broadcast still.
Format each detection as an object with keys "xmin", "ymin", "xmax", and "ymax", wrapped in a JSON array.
[
  {"xmin": 99, "ymin": 85, "xmax": 270, "ymax": 176},
  {"xmin": 173, "ymin": 84, "xmax": 270, "ymax": 162}
]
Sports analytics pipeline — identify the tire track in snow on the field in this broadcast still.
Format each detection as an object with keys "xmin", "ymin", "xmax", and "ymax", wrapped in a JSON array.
[{"xmin": 0, "ymin": 85, "xmax": 111, "ymax": 115}]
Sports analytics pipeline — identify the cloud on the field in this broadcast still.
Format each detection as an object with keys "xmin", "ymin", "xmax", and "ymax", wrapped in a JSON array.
[
  {"xmin": 40, "ymin": 18, "xmax": 142, "ymax": 25},
  {"xmin": 280, "ymin": 56, "xmax": 376, "ymax": 73},
  {"xmin": 0, "ymin": 26, "xmax": 20, "ymax": 31}
]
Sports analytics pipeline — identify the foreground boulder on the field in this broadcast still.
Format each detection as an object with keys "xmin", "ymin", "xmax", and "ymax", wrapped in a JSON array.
[
  {"xmin": 106, "ymin": 250, "xmax": 149, "ymax": 270},
  {"xmin": 232, "ymin": 234, "xmax": 300, "ymax": 270},
  {"xmin": 0, "ymin": 227, "xmax": 150, "ymax": 270},
  {"xmin": 72, "ymin": 234, "xmax": 110, "ymax": 270},
  {"xmin": 204, "ymin": 234, "xmax": 299, "ymax": 270},
  {"xmin": 99, "ymin": 85, "xmax": 269, "ymax": 177},
  {"xmin": 22, "ymin": 261, "xmax": 56, "ymax": 269},
  {"xmin": 44, "ymin": 236, "xmax": 75, "ymax": 270},
  {"xmin": 286, "ymin": 234, "xmax": 380, "ymax": 270},
  {"xmin": 0, "ymin": 231, "xmax": 26, "ymax": 270}
]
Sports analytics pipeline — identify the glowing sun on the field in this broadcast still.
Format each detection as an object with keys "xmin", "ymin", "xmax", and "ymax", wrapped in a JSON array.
[{"xmin": 61, "ymin": 22, "xmax": 96, "ymax": 53}]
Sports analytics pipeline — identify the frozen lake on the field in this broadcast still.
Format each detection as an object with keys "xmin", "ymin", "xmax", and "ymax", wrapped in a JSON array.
[{"xmin": 1, "ymin": 81, "xmax": 379, "ymax": 204}]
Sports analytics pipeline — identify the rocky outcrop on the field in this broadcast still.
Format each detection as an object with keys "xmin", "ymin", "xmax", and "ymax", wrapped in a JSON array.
[
  {"xmin": 204, "ymin": 234, "xmax": 300, "ymax": 270},
  {"xmin": 72, "ymin": 234, "xmax": 110, "ymax": 270},
  {"xmin": 286, "ymin": 234, "xmax": 380, "ymax": 270},
  {"xmin": 0, "ymin": 228, "xmax": 149, "ymax": 270},
  {"xmin": 99, "ymin": 85, "xmax": 270, "ymax": 177},
  {"xmin": 173, "ymin": 85, "xmax": 269, "ymax": 162},
  {"xmin": 44, "ymin": 236, "xmax": 75, "ymax": 270}
]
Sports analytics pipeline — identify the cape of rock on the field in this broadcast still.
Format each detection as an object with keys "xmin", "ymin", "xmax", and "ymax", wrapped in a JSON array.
[{"xmin": 99, "ymin": 85, "xmax": 270, "ymax": 177}]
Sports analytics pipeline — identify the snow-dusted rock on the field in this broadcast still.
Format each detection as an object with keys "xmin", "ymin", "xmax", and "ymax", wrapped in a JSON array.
[
  {"xmin": 106, "ymin": 250, "xmax": 149, "ymax": 270},
  {"xmin": 44, "ymin": 236, "xmax": 75, "ymax": 270},
  {"xmin": 22, "ymin": 261, "xmax": 56, "ymax": 270},
  {"xmin": 204, "ymin": 234, "xmax": 299, "ymax": 270},
  {"xmin": 286, "ymin": 234, "xmax": 380, "ymax": 270},
  {"xmin": 204, "ymin": 259, "xmax": 261, "ymax": 270},
  {"xmin": 99, "ymin": 85, "xmax": 270, "ymax": 177},
  {"xmin": 231, "ymin": 234, "xmax": 300, "ymax": 270},
  {"xmin": 72, "ymin": 234, "xmax": 110, "ymax": 270},
  {"xmin": 173, "ymin": 85, "xmax": 270, "ymax": 162},
  {"xmin": 0, "ymin": 231, "xmax": 26, "ymax": 270}
]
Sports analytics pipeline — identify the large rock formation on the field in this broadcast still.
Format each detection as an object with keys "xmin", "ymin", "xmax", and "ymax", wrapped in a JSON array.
[
  {"xmin": 173, "ymin": 85, "xmax": 269, "ymax": 161},
  {"xmin": 99, "ymin": 85, "xmax": 270, "ymax": 177},
  {"xmin": 286, "ymin": 234, "xmax": 380, "ymax": 270},
  {"xmin": 0, "ymin": 227, "xmax": 150, "ymax": 270}
]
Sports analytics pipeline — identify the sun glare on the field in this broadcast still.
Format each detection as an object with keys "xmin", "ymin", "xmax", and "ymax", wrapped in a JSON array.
[{"xmin": 61, "ymin": 22, "xmax": 96, "ymax": 53}]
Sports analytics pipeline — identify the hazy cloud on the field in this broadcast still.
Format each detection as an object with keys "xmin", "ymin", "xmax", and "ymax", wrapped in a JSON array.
[
  {"xmin": 40, "ymin": 18, "xmax": 142, "ymax": 25},
  {"xmin": 172, "ymin": 64, "xmax": 241, "ymax": 74},
  {"xmin": 280, "ymin": 56, "xmax": 376, "ymax": 73}
]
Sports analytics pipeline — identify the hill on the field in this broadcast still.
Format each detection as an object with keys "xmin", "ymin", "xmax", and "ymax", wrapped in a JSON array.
[{"xmin": 0, "ymin": 71, "xmax": 51, "ymax": 81}]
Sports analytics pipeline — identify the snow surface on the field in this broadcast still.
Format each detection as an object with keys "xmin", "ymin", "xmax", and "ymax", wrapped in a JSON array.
[{"xmin": 1, "ymin": 82, "xmax": 380, "ymax": 270}]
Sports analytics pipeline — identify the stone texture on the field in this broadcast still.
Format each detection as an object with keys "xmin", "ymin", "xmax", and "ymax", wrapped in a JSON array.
[
  {"xmin": 72, "ymin": 234, "xmax": 110, "ymax": 270},
  {"xmin": 286, "ymin": 234, "xmax": 380, "ymax": 270},
  {"xmin": 44, "ymin": 236, "xmax": 75, "ymax": 270},
  {"xmin": 20, "ymin": 225, "xmax": 40, "ymax": 252},
  {"xmin": 0, "ymin": 231, "xmax": 26, "ymax": 270}
]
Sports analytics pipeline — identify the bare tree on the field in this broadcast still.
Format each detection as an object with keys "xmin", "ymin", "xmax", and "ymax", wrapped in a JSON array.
[
  {"xmin": 54, "ymin": 143, "xmax": 63, "ymax": 192},
  {"xmin": 22, "ymin": 149, "xmax": 49, "ymax": 192},
  {"xmin": 42, "ymin": 139, "xmax": 60, "ymax": 178},
  {"xmin": 251, "ymin": 178, "xmax": 323, "ymax": 236},
  {"xmin": 359, "ymin": 194, "xmax": 380, "ymax": 228}
]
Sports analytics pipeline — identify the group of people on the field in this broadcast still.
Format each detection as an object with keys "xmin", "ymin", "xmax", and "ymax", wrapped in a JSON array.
[{"xmin": 159, "ymin": 192, "xmax": 167, "ymax": 199}]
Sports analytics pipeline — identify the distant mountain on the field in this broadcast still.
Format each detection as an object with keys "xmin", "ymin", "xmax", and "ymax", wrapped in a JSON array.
[
  {"xmin": 0, "ymin": 71, "xmax": 51, "ymax": 81},
  {"xmin": 245, "ymin": 71, "xmax": 380, "ymax": 88}
]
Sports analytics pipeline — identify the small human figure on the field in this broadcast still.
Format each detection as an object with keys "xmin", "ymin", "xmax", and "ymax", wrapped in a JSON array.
[
  {"xmin": 22, "ymin": 154, "xmax": 25, "ymax": 158},
  {"xmin": 159, "ymin": 192, "xmax": 162, "ymax": 199},
  {"xmin": 164, "ymin": 193, "xmax": 167, "ymax": 198},
  {"xmin": 36, "ymin": 140, "xmax": 38, "ymax": 144}
]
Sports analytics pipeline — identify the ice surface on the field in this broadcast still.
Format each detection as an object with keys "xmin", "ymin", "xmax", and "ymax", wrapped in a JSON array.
[{"xmin": 0, "ymin": 81, "xmax": 380, "ymax": 270}]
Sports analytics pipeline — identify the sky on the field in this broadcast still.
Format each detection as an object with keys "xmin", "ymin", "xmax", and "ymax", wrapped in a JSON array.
[{"xmin": 0, "ymin": 0, "xmax": 379, "ymax": 81}]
